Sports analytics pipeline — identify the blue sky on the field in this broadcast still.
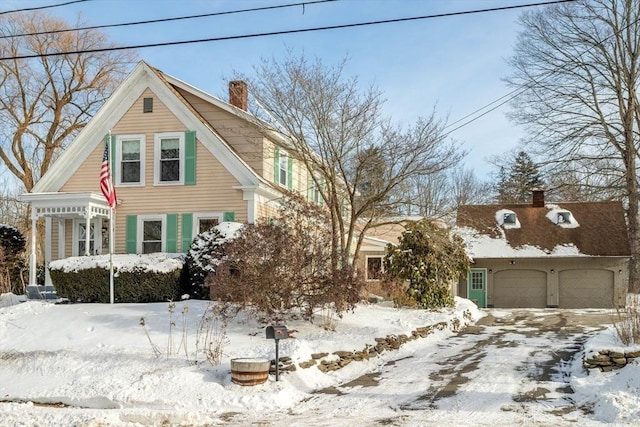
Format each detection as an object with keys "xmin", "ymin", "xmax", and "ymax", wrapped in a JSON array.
[{"xmin": 4, "ymin": 0, "xmax": 548, "ymax": 182}]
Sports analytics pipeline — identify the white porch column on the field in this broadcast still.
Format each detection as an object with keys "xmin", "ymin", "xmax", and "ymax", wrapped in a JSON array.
[
  {"xmin": 58, "ymin": 218, "xmax": 65, "ymax": 259},
  {"xmin": 45, "ymin": 217, "xmax": 52, "ymax": 286},
  {"xmin": 29, "ymin": 207, "xmax": 37, "ymax": 287}
]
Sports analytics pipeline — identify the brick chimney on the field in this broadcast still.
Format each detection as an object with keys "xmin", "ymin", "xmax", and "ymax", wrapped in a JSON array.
[
  {"xmin": 532, "ymin": 189, "xmax": 545, "ymax": 207},
  {"xmin": 229, "ymin": 80, "xmax": 248, "ymax": 111}
]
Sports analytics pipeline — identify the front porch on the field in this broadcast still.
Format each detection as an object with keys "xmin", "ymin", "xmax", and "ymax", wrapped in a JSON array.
[{"xmin": 19, "ymin": 192, "xmax": 113, "ymax": 287}]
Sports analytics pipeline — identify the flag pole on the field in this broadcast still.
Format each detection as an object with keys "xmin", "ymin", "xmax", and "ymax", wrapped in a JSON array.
[{"xmin": 108, "ymin": 130, "xmax": 115, "ymax": 305}]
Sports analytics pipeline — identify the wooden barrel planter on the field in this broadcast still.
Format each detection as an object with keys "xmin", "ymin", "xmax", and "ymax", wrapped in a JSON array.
[{"xmin": 230, "ymin": 358, "xmax": 271, "ymax": 386}]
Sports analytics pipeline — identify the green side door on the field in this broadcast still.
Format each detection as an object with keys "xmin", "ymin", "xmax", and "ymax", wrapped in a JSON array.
[{"xmin": 468, "ymin": 269, "xmax": 487, "ymax": 308}]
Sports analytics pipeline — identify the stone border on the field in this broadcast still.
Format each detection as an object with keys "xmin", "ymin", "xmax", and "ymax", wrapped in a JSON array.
[
  {"xmin": 583, "ymin": 349, "xmax": 640, "ymax": 372},
  {"xmin": 270, "ymin": 309, "xmax": 473, "ymax": 374}
]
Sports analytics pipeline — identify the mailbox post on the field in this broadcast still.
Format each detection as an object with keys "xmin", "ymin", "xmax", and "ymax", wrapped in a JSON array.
[{"xmin": 265, "ymin": 325, "xmax": 288, "ymax": 381}]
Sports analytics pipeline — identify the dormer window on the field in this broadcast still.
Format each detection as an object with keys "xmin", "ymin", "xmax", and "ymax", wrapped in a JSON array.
[
  {"xmin": 546, "ymin": 205, "xmax": 579, "ymax": 228},
  {"xmin": 503, "ymin": 213, "xmax": 517, "ymax": 224},
  {"xmin": 557, "ymin": 212, "xmax": 571, "ymax": 224},
  {"xmin": 495, "ymin": 209, "xmax": 521, "ymax": 229}
]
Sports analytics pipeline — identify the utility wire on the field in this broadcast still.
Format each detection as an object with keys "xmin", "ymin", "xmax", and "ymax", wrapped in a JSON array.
[
  {"xmin": 0, "ymin": 0, "xmax": 338, "ymax": 39},
  {"xmin": 442, "ymin": 8, "xmax": 640, "ymax": 138},
  {"xmin": 0, "ymin": 0, "xmax": 575, "ymax": 61},
  {"xmin": 0, "ymin": 0, "xmax": 89, "ymax": 15}
]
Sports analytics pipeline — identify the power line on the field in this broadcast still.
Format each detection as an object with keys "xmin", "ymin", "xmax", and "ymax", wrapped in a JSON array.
[
  {"xmin": 0, "ymin": 0, "xmax": 89, "ymax": 16},
  {"xmin": 0, "ymin": 0, "xmax": 576, "ymax": 61},
  {"xmin": 0, "ymin": 0, "xmax": 338, "ymax": 40},
  {"xmin": 442, "ymin": 4, "xmax": 640, "ymax": 138}
]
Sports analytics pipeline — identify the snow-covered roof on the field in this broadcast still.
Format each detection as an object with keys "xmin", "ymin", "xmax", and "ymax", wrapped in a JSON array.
[{"xmin": 455, "ymin": 200, "xmax": 630, "ymax": 258}]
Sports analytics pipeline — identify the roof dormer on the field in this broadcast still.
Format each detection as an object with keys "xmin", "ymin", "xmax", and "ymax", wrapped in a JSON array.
[
  {"xmin": 496, "ymin": 209, "xmax": 521, "ymax": 229},
  {"xmin": 546, "ymin": 205, "xmax": 579, "ymax": 228}
]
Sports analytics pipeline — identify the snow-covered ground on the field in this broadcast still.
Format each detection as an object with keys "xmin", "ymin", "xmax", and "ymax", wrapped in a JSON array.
[{"xmin": 0, "ymin": 294, "xmax": 638, "ymax": 426}]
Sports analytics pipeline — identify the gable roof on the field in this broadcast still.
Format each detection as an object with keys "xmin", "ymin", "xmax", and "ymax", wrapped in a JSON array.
[
  {"xmin": 32, "ymin": 61, "xmax": 267, "ymax": 193},
  {"xmin": 456, "ymin": 200, "xmax": 630, "ymax": 258}
]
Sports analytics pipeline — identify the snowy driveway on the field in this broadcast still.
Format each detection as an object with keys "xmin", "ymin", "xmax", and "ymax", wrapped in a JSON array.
[{"xmin": 230, "ymin": 309, "xmax": 614, "ymax": 426}]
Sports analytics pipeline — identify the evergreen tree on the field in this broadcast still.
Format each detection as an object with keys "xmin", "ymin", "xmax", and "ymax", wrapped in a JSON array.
[
  {"xmin": 496, "ymin": 151, "xmax": 544, "ymax": 203},
  {"xmin": 382, "ymin": 219, "xmax": 470, "ymax": 309}
]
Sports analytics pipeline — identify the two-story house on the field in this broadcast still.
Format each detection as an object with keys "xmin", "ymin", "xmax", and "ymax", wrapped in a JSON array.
[{"xmin": 20, "ymin": 61, "xmax": 324, "ymax": 288}]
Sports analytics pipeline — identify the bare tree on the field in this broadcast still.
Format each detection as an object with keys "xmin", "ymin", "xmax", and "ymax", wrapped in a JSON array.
[
  {"xmin": 243, "ymin": 53, "xmax": 462, "ymax": 273},
  {"xmin": 0, "ymin": 11, "xmax": 136, "ymax": 192},
  {"xmin": 506, "ymin": 0, "xmax": 640, "ymax": 291},
  {"xmin": 449, "ymin": 167, "xmax": 493, "ymax": 208}
]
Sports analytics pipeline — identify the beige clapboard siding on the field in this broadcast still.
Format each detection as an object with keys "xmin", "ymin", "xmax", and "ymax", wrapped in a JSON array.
[
  {"xmin": 177, "ymin": 89, "xmax": 265, "ymax": 176},
  {"xmin": 60, "ymin": 89, "xmax": 247, "ymax": 254}
]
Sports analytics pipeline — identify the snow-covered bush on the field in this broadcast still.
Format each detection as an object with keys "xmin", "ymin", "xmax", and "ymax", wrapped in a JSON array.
[
  {"xmin": 0, "ymin": 223, "xmax": 27, "ymax": 295},
  {"xmin": 182, "ymin": 222, "xmax": 243, "ymax": 299},
  {"xmin": 49, "ymin": 254, "xmax": 184, "ymax": 303},
  {"xmin": 207, "ymin": 195, "xmax": 365, "ymax": 322}
]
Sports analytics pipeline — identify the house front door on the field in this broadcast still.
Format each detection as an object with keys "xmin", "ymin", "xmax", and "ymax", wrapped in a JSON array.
[{"xmin": 468, "ymin": 269, "xmax": 487, "ymax": 308}]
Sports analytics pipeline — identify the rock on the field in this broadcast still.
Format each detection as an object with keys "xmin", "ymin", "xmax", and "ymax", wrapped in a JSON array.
[
  {"xmin": 299, "ymin": 360, "xmax": 316, "ymax": 369},
  {"xmin": 311, "ymin": 352, "xmax": 328, "ymax": 359},
  {"xmin": 333, "ymin": 351, "xmax": 353, "ymax": 358}
]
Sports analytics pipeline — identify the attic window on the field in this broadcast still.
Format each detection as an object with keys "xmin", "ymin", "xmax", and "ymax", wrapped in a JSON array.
[
  {"xmin": 143, "ymin": 97, "xmax": 153, "ymax": 113},
  {"xmin": 557, "ymin": 212, "xmax": 571, "ymax": 224},
  {"xmin": 546, "ymin": 206, "xmax": 579, "ymax": 228},
  {"xmin": 495, "ymin": 209, "xmax": 521, "ymax": 229},
  {"xmin": 503, "ymin": 213, "xmax": 517, "ymax": 224}
]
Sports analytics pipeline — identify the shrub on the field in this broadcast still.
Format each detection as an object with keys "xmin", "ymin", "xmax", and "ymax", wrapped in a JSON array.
[
  {"xmin": 182, "ymin": 222, "xmax": 243, "ymax": 299},
  {"xmin": 383, "ymin": 218, "xmax": 470, "ymax": 309},
  {"xmin": 208, "ymin": 194, "xmax": 365, "ymax": 322},
  {"xmin": 49, "ymin": 254, "xmax": 183, "ymax": 303},
  {"xmin": 613, "ymin": 294, "xmax": 640, "ymax": 345},
  {"xmin": 0, "ymin": 223, "xmax": 27, "ymax": 294}
]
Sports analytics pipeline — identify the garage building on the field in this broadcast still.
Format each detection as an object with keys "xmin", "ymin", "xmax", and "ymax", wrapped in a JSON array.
[{"xmin": 455, "ymin": 190, "xmax": 630, "ymax": 309}]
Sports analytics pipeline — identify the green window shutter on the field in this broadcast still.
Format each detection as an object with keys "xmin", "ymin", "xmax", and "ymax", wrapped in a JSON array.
[
  {"xmin": 185, "ymin": 131, "xmax": 196, "ymax": 185},
  {"xmin": 307, "ymin": 176, "xmax": 312, "ymax": 202},
  {"xmin": 181, "ymin": 213, "xmax": 193, "ymax": 252},
  {"xmin": 125, "ymin": 215, "xmax": 137, "ymax": 254},
  {"xmin": 273, "ymin": 146, "xmax": 280, "ymax": 184},
  {"xmin": 223, "ymin": 211, "xmax": 235, "ymax": 222},
  {"xmin": 287, "ymin": 156, "xmax": 293, "ymax": 190},
  {"xmin": 166, "ymin": 214, "xmax": 177, "ymax": 252}
]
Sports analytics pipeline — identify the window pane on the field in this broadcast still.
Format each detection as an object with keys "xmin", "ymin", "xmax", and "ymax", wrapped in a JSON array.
[
  {"xmin": 122, "ymin": 162, "xmax": 140, "ymax": 183},
  {"xmin": 143, "ymin": 241, "xmax": 162, "ymax": 254},
  {"xmin": 279, "ymin": 155, "xmax": 288, "ymax": 186},
  {"xmin": 198, "ymin": 218, "xmax": 219, "ymax": 233},
  {"xmin": 121, "ymin": 140, "xmax": 140, "ymax": 160},
  {"xmin": 143, "ymin": 221, "xmax": 162, "ymax": 241},
  {"xmin": 161, "ymin": 138, "xmax": 179, "ymax": 159},
  {"xmin": 471, "ymin": 272, "xmax": 484, "ymax": 290},
  {"xmin": 160, "ymin": 160, "xmax": 179, "ymax": 181},
  {"xmin": 367, "ymin": 257, "xmax": 383, "ymax": 280}
]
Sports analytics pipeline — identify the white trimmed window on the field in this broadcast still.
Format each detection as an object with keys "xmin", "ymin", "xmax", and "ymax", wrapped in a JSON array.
[
  {"xmin": 193, "ymin": 212, "xmax": 222, "ymax": 235},
  {"xmin": 366, "ymin": 256, "xmax": 384, "ymax": 281},
  {"xmin": 116, "ymin": 134, "xmax": 145, "ymax": 186},
  {"xmin": 137, "ymin": 215, "xmax": 165, "ymax": 254},
  {"xmin": 72, "ymin": 218, "xmax": 101, "ymax": 256},
  {"xmin": 279, "ymin": 151, "xmax": 289, "ymax": 188},
  {"xmin": 154, "ymin": 132, "xmax": 185, "ymax": 185}
]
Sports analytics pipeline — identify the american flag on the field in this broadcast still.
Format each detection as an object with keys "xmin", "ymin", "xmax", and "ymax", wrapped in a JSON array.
[{"xmin": 100, "ymin": 139, "xmax": 117, "ymax": 209}]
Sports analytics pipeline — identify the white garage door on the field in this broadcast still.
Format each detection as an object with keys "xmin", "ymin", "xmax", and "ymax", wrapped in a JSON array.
[
  {"xmin": 493, "ymin": 270, "xmax": 547, "ymax": 308},
  {"xmin": 559, "ymin": 269, "xmax": 614, "ymax": 309}
]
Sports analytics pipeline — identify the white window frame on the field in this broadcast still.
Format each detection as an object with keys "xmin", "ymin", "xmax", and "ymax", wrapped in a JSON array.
[
  {"xmin": 137, "ymin": 215, "xmax": 166, "ymax": 254},
  {"xmin": 71, "ymin": 218, "xmax": 102, "ymax": 256},
  {"xmin": 278, "ymin": 150, "xmax": 289, "ymax": 188},
  {"xmin": 193, "ymin": 212, "xmax": 223, "ymax": 236},
  {"xmin": 154, "ymin": 132, "xmax": 185, "ymax": 185},
  {"xmin": 365, "ymin": 255, "xmax": 384, "ymax": 281},
  {"xmin": 116, "ymin": 134, "xmax": 146, "ymax": 186}
]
